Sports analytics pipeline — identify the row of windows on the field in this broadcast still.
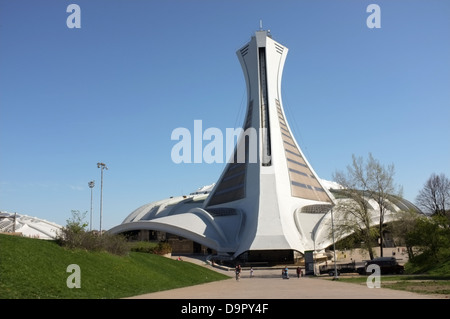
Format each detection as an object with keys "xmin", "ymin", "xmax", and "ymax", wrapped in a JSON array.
[
  {"xmin": 291, "ymin": 181, "xmax": 327, "ymax": 193},
  {"xmin": 206, "ymin": 100, "xmax": 255, "ymax": 207},
  {"xmin": 276, "ymin": 99, "xmax": 332, "ymax": 203}
]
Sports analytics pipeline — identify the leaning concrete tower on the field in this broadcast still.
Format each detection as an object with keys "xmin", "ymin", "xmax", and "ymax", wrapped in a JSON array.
[
  {"xmin": 203, "ymin": 30, "xmax": 335, "ymax": 262},
  {"xmin": 109, "ymin": 30, "xmax": 339, "ymax": 264}
]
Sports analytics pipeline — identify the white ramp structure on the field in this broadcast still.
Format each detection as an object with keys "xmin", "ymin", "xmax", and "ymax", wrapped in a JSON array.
[{"xmin": 109, "ymin": 30, "xmax": 418, "ymax": 263}]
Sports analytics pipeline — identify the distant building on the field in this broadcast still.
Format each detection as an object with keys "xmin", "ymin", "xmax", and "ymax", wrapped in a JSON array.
[{"xmin": 0, "ymin": 211, "xmax": 62, "ymax": 240}]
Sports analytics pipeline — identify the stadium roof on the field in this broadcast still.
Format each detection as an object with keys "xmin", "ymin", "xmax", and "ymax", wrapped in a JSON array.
[{"xmin": 0, "ymin": 211, "xmax": 62, "ymax": 240}]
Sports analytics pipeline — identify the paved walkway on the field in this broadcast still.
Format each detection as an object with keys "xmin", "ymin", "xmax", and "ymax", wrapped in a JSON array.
[{"xmin": 126, "ymin": 256, "xmax": 446, "ymax": 299}]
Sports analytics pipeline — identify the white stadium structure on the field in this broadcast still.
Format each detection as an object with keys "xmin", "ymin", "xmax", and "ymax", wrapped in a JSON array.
[
  {"xmin": 0, "ymin": 211, "xmax": 62, "ymax": 240},
  {"xmin": 108, "ymin": 30, "xmax": 421, "ymax": 264}
]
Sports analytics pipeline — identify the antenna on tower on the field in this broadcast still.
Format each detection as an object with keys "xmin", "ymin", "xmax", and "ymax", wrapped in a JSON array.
[{"xmin": 259, "ymin": 19, "xmax": 263, "ymax": 31}]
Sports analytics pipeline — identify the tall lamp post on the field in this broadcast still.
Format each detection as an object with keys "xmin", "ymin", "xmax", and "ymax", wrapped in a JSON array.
[
  {"xmin": 88, "ymin": 180, "xmax": 95, "ymax": 231},
  {"xmin": 97, "ymin": 162, "xmax": 108, "ymax": 235},
  {"xmin": 310, "ymin": 231, "xmax": 317, "ymax": 276},
  {"xmin": 330, "ymin": 206, "xmax": 338, "ymax": 280}
]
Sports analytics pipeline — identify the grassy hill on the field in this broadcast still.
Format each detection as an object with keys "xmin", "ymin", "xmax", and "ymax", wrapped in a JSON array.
[{"xmin": 0, "ymin": 234, "xmax": 229, "ymax": 299}]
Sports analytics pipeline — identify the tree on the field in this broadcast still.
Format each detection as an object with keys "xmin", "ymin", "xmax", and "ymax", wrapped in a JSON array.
[
  {"xmin": 331, "ymin": 190, "xmax": 378, "ymax": 260},
  {"xmin": 405, "ymin": 214, "xmax": 450, "ymax": 266},
  {"xmin": 387, "ymin": 209, "xmax": 421, "ymax": 260},
  {"xmin": 366, "ymin": 154, "xmax": 403, "ymax": 257},
  {"xmin": 65, "ymin": 210, "xmax": 88, "ymax": 232},
  {"xmin": 333, "ymin": 153, "xmax": 403, "ymax": 258},
  {"xmin": 56, "ymin": 210, "xmax": 89, "ymax": 249},
  {"xmin": 415, "ymin": 173, "xmax": 450, "ymax": 217}
]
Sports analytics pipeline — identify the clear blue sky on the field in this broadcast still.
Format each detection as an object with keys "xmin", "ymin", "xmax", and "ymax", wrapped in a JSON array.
[{"xmin": 1, "ymin": 0, "xmax": 449, "ymax": 230}]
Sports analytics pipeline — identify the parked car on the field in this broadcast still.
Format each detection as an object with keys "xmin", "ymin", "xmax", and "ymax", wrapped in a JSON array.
[
  {"xmin": 363, "ymin": 257, "xmax": 404, "ymax": 275},
  {"xmin": 319, "ymin": 262, "xmax": 357, "ymax": 276}
]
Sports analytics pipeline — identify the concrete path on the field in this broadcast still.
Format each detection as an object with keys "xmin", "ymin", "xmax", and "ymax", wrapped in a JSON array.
[{"xmin": 126, "ymin": 257, "xmax": 446, "ymax": 299}]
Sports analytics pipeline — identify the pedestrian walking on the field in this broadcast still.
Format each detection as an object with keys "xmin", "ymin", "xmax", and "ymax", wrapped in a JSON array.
[
  {"xmin": 282, "ymin": 266, "xmax": 289, "ymax": 279},
  {"xmin": 250, "ymin": 267, "xmax": 254, "ymax": 278},
  {"xmin": 296, "ymin": 266, "xmax": 301, "ymax": 278},
  {"xmin": 235, "ymin": 264, "xmax": 241, "ymax": 281}
]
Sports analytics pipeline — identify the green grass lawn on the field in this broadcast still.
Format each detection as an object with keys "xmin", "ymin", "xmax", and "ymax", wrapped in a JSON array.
[
  {"xmin": 331, "ymin": 274, "xmax": 450, "ymax": 296},
  {"xmin": 0, "ymin": 234, "xmax": 229, "ymax": 299}
]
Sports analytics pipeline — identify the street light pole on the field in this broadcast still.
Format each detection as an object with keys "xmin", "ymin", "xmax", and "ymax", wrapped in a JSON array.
[
  {"xmin": 97, "ymin": 162, "xmax": 108, "ymax": 235},
  {"xmin": 310, "ymin": 231, "xmax": 316, "ymax": 276},
  {"xmin": 88, "ymin": 180, "xmax": 95, "ymax": 231},
  {"xmin": 330, "ymin": 206, "xmax": 338, "ymax": 280}
]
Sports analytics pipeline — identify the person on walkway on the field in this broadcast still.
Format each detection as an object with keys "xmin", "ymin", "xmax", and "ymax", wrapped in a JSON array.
[
  {"xmin": 296, "ymin": 266, "xmax": 302, "ymax": 278},
  {"xmin": 250, "ymin": 267, "xmax": 254, "ymax": 278},
  {"xmin": 285, "ymin": 266, "xmax": 289, "ymax": 279},
  {"xmin": 235, "ymin": 265, "xmax": 241, "ymax": 281},
  {"xmin": 282, "ymin": 266, "xmax": 289, "ymax": 279}
]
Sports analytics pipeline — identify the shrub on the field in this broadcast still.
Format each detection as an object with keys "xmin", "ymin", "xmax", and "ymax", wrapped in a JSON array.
[
  {"xmin": 152, "ymin": 241, "xmax": 172, "ymax": 255},
  {"xmin": 129, "ymin": 241, "xmax": 172, "ymax": 255},
  {"xmin": 129, "ymin": 241, "xmax": 158, "ymax": 253},
  {"xmin": 98, "ymin": 232, "xmax": 129, "ymax": 256},
  {"xmin": 56, "ymin": 210, "xmax": 129, "ymax": 256}
]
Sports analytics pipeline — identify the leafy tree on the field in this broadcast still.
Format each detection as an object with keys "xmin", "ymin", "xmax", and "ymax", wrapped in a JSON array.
[
  {"xmin": 65, "ymin": 210, "xmax": 88, "ymax": 232},
  {"xmin": 389, "ymin": 174, "xmax": 450, "ymax": 272},
  {"xmin": 406, "ymin": 214, "xmax": 450, "ymax": 267},
  {"xmin": 387, "ymin": 209, "xmax": 421, "ymax": 260},
  {"xmin": 56, "ymin": 210, "xmax": 90, "ymax": 249}
]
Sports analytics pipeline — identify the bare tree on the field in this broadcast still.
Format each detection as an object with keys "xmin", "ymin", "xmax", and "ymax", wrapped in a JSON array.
[
  {"xmin": 333, "ymin": 153, "xmax": 402, "ymax": 258},
  {"xmin": 366, "ymin": 154, "xmax": 403, "ymax": 256},
  {"xmin": 330, "ymin": 189, "xmax": 377, "ymax": 260},
  {"xmin": 415, "ymin": 173, "xmax": 450, "ymax": 217}
]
